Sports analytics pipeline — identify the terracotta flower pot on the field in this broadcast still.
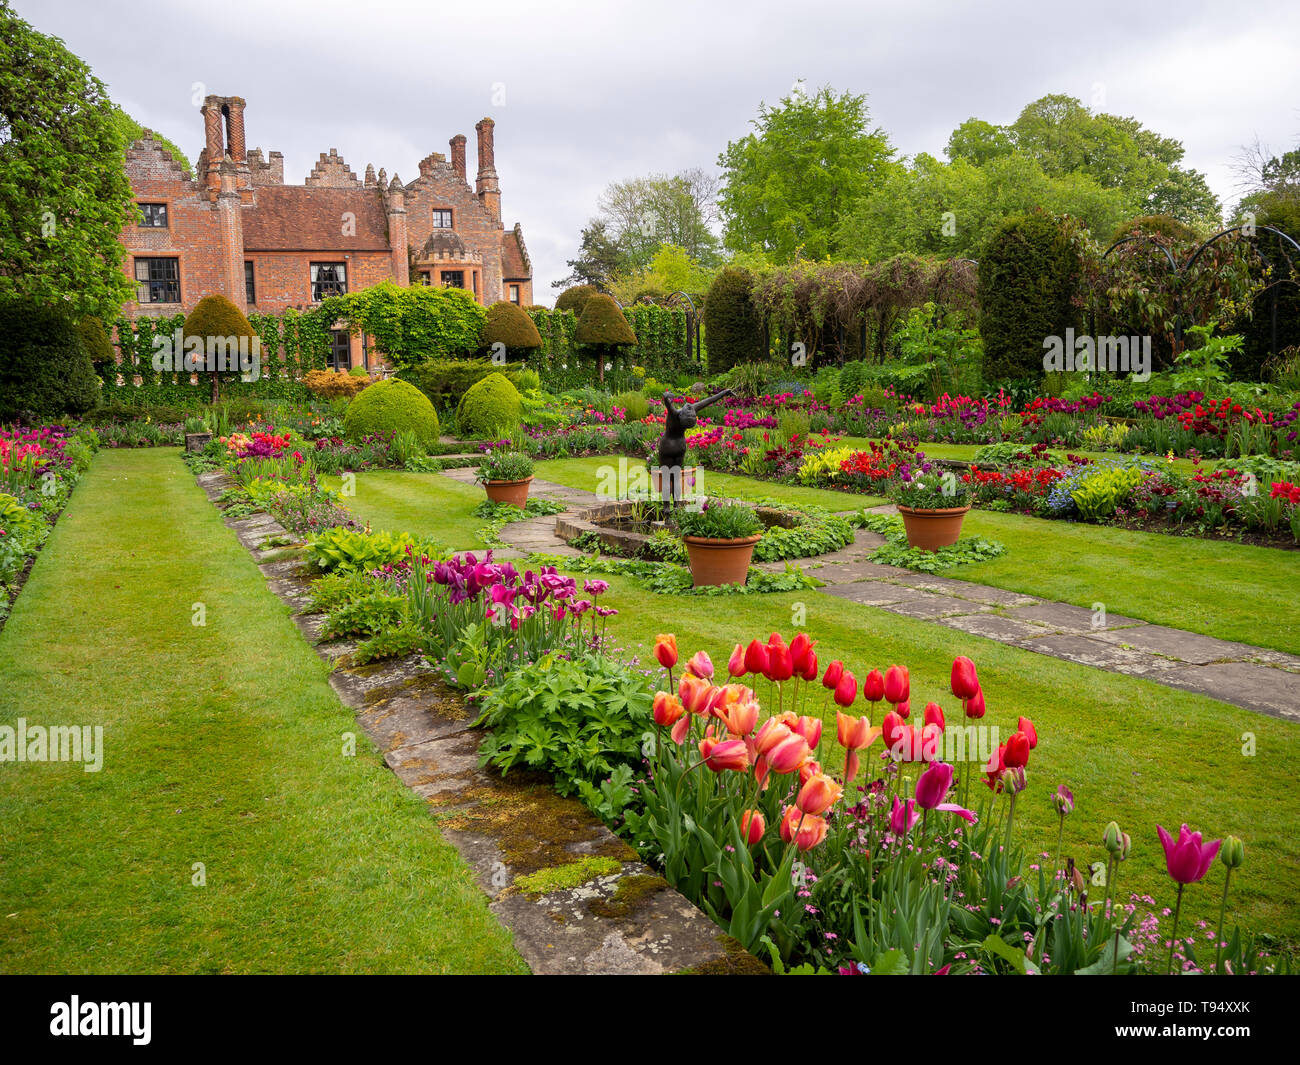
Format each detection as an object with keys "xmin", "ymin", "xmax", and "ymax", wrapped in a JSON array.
[
  {"xmin": 650, "ymin": 465, "xmax": 700, "ymax": 501},
  {"xmin": 484, "ymin": 476, "xmax": 533, "ymax": 508},
  {"xmin": 683, "ymin": 534, "xmax": 762, "ymax": 587},
  {"xmin": 896, "ymin": 505, "xmax": 970, "ymax": 552}
]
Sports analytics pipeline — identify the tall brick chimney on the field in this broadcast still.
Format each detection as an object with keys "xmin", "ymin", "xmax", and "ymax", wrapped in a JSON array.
[
  {"xmin": 216, "ymin": 159, "xmax": 246, "ymax": 311},
  {"xmin": 201, "ymin": 98, "xmax": 223, "ymax": 199},
  {"xmin": 450, "ymin": 134, "xmax": 467, "ymax": 182},
  {"xmin": 225, "ymin": 97, "xmax": 247, "ymax": 162},
  {"xmin": 475, "ymin": 118, "xmax": 500, "ymax": 223},
  {"xmin": 387, "ymin": 175, "xmax": 409, "ymax": 286}
]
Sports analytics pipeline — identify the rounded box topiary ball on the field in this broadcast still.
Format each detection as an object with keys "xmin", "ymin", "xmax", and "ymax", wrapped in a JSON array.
[
  {"xmin": 456, "ymin": 371, "xmax": 523, "ymax": 439},
  {"xmin": 343, "ymin": 378, "xmax": 441, "ymax": 449}
]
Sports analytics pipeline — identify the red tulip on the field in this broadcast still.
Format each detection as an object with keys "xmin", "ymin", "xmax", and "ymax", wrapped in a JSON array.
[
  {"xmin": 861, "ymin": 668, "xmax": 885, "ymax": 703},
  {"xmin": 1157, "ymin": 823, "xmax": 1222, "ymax": 885},
  {"xmin": 766, "ymin": 640, "xmax": 794, "ymax": 682},
  {"xmin": 964, "ymin": 685, "xmax": 985, "ymax": 719},
  {"xmin": 821, "ymin": 660, "xmax": 844, "ymax": 690},
  {"xmin": 950, "ymin": 656, "xmax": 979, "ymax": 700},
  {"xmin": 790, "ymin": 632, "xmax": 816, "ymax": 676},
  {"xmin": 654, "ymin": 634, "xmax": 678, "ymax": 669},
  {"xmin": 895, "ymin": 698, "xmax": 911, "ymax": 719},
  {"xmin": 727, "ymin": 643, "xmax": 746, "ymax": 678},
  {"xmin": 883, "ymin": 665, "xmax": 909, "ymax": 705},
  {"xmin": 741, "ymin": 809, "xmax": 765, "ymax": 844},
  {"xmin": 833, "ymin": 670, "xmax": 858, "ymax": 707},
  {"xmin": 923, "ymin": 701, "xmax": 945, "ymax": 731},
  {"xmin": 881, "ymin": 710, "xmax": 905, "ymax": 752},
  {"xmin": 1004, "ymin": 731, "xmax": 1030, "ymax": 769},
  {"xmin": 799, "ymin": 651, "xmax": 819, "ymax": 682},
  {"xmin": 743, "ymin": 639, "xmax": 769, "ymax": 676},
  {"xmin": 1017, "ymin": 716, "xmax": 1038, "ymax": 749}
]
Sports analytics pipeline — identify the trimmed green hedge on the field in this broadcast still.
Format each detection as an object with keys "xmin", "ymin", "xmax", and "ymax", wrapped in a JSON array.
[
  {"xmin": 343, "ymin": 378, "xmax": 441, "ymax": 448},
  {"xmin": 703, "ymin": 266, "xmax": 763, "ymax": 375},
  {"xmin": 0, "ymin": 296, "xmax": 101, "ymax": 421},
  {"xmin": 456, "ymin": 372, "xmax": 522, "ymax": 439},
  {"xmin": 978, "ymin": 211, "xmax": 1084, "ymax": 386},
  {"xmin": 399, "ymin": 359, "xmax": 539, "ymax": 409}
]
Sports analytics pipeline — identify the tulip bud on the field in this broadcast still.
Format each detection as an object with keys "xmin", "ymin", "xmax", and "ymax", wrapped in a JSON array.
[
  {"xmin": 790, "ymin": 632, "xmax": 816, "ymax": 676},
  {"xmin": 895, "ymin": 698, "xmax": 910, "ymax": 719},
  {"xmin": 883, "ymin": 664, "xmax": 909, "ymax": 705},
  {"xmin": 1103, "ymin": 821, "xmax": 1124, "ymax": 856},
  {"xmin": 744, "ymin": 639, "xmax": 769, "ymax": 676},
  {"xmin": 861, "ymin": 668, "xmax": 885, "ymax": 703},
  {"xmin": 822, "ymin": 660, "xmax": 844, "ymax": 690},
  {"xmin": 923, "ymin": 701, "xmax": 944, "ymax": 731},
  {"xmin": 834, "ymin": 670, "xmax": 858, "ymax": 707},
  {"xmin": 1220, "ymin": 835, "xmax": 1245, "ymax": 870},
  {"xmin": 654, "ymin": 634, "xmax": 678, "ymax": 669},
  {"xmin": 950, "ymin": 655, "xmax": 979, "ymax": 700},
  {"xmin": 1017, "ymin": 716, "xmax": 1038, "ymax": 749},
  {"xmin": 727, "ymin": 643, "xmax": 745, "ymax": 678},
  {"xmin": 1053, "ymin": 784, "xmax": 1074, "ymax": 816},
  {"xmin": 1119, "ymin": 832, "xmax": 1131, "ymax": 861},
  {"xmin": 1003, "ymin": 731, "xmax": 1030, "ymax": 769},
  {"xmin": 964, "ymin": 686, "xmax": 985, "ymax": 719},
  {"xmin": 686, "ymin": 650, "xmax": 714, "ymax": 679}
]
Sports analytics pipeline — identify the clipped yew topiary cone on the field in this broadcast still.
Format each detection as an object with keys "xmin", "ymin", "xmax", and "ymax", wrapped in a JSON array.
[
  {"xmin": 575, "ymin": 293, "xmax": 637, "ymax": 383},
  {"xmin": 482, "ymin": 300, "xmax": 542, "ymax": 359}
]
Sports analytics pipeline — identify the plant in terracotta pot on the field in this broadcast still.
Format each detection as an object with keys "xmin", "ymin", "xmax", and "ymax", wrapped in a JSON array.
[
  {"xmin": 893, "ymin": 470, "xmax": 973, "ymax": 551},
  {"xmin": 476, "ymin": 449, "xmax": 534, "ymax": 508},
  {"xmin": 676, "ymin": 502, "xmax": 764, "ymax": 587}
]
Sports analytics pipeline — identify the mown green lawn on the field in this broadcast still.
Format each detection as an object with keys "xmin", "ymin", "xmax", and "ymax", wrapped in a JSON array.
[
  {"xmin": 321, "ymin": 469, "xmax": 490, "ymax": 550},
  {"xmin": 592, "ymin": 578, "xmax": 1300, "ymax": 948},
  {"xmin": 532, "ymin": 456, "xmax": 886, "ymax": 511},
  {"xmin": 0, "ymin": 449, "xmax": 526, "ymax": 974}
]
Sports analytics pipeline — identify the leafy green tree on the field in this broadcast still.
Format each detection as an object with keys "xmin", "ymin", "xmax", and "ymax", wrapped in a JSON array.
[
  {"xmin": 718, "ymin": 85, "xmax": 894, "ymax": 261},
  {"xmin": 554, "ymin": 219, "xmax": 624, "ymax": 289},
  {"xmin": 608, "ymin": 244, "xmax": 715, "ymax": 304},
  {"xmin": 0, "ymin": 2, "xmax": 136, "ymax": 318},
  {"xmin": 112, "ymin": 107, "xmax": 193, "ymax": 176}
]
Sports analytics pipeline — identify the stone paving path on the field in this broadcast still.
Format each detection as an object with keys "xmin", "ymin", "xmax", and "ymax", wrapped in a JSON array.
[
  {"xmin": 195, "ymin": 470, "xmax": 749, "ymax": 975},
  {"xmin": 445, "ymin": 470, "xmax": 1300, "ymax": 723}
]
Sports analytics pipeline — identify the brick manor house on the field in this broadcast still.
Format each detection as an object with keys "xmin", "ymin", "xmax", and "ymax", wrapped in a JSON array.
[{"xmin": 120, "ymin": 95, "xmax": 533, "ymax": 372}]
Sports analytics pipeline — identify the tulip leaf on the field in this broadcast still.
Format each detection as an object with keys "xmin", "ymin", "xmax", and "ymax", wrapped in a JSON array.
[
  {"xmin": 980, "ymin": 933, "xmax": 1040, "ymax": 975},
  {"xmin": 1075, "ymin": 936, "xmax": 1134, "ymax": 975},
  {"xmin": 867, "ymin": 949, "xmax": 908, "ymax": 975}
]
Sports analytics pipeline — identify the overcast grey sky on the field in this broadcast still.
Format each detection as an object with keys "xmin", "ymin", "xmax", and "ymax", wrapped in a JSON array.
[{"xmin": 16, "ymin": 0, "xmax": 1300, "ymax": 299}]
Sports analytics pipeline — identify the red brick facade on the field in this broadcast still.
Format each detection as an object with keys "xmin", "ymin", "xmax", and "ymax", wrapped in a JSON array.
[{"xmin": 119, "ymin": 95, "xmax": 533, "ymax": 371}]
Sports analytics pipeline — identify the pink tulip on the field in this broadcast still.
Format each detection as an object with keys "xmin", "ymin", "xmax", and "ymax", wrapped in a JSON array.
[
  {"xmin": 1157, "ymin": 823, "xmax": 1221, "ymax": 885},
  {"xmin": 888, "ymin": 796, "xmax": 919, "ymax": 837},
  {"xmin": 686, "ymin": 651, "xmax": 714, "ymax": 679}
]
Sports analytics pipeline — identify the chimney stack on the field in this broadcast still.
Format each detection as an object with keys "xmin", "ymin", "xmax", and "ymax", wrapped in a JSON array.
[
  {"xmin": 450, "ymin": 134, "xmax": 467, "ymax": 182},
  {"xmin": 474, "ymin": 118, "xmax": 500, "ymax": 223},
  {"xmin": 201, "ymin": 98, "xmax": 223, "ymax": 199},
  {"xmin": 225, "ymin": 97, "xmax": 247, "ymax": 163},
  {"xmin": 387, "ymin": 175, "xmax": 409, "ymax": 286}
]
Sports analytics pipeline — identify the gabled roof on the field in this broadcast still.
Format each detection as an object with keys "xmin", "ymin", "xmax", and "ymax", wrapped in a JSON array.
[
  {"xmin": 242, "ymin": 186, "xmax": 389, "ymax": 251},
  {"xmin": 501, "ymin": 225, "xmax": 531, "ymax": 279}
]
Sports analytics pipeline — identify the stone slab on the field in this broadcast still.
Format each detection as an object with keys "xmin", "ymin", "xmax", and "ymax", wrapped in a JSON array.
[
  {"xmin": 1088, "ymin": 624, "xmax": 1282, "ymax": 666},
  {"xmin": 1005, "ymin": 601, "xmax": 1145, "ymax": 633},
  {"xmin": 1021, "ymin": 633, "xmax": 1181, "ymax": 677},
  {"xmin": 881, "ymin": 595, "xmax": 991, "ymax": 620},
  {"xmin": 1156, "ymin": 661, "xmax": 1300, "ymax": 723},
  {"xmin": 820, "ymin": 581, "xmax": 934, "ymax": 607},
  {"xmin": 384, "ymin": 730, "xmax": 489, "ymax": 798},
  {"xmin": 357, "ymin": 687, "xmax": 476, "ymax": 752},
  {"xmin": 891, "ymin": 573, "xmax": 1040, "ymax": 607},
  {"xmin": 327, "ymin": 655, "xmax": 434, "ymax": 706},
  {"xmin": 939, "ymin": 613, "xmax": 1055, "ymax": 643}
]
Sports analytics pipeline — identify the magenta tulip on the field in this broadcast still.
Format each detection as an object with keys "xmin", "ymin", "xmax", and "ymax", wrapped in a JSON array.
[{"xmin": 1157, "ymin": 823, "xmax": 1222, "ymax": 885}]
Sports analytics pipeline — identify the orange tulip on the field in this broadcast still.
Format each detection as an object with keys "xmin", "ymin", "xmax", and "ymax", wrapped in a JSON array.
[
  {"xmin": 699, "ymin": 735, "xmax": 749, "ymax": 773},
  {"xmin": 792, "ymin": 715, "xmax": 823, "ymax": 748},
  {"xmin": 654, "ymin": 634, "xmax": 678, "ymax": 669},
  {"xmin": 652, "ymin": 691, "xmax": 684, "ymax": 727},
  {"xmin": 780, "ymin": 805, "xmax": 829, "ymax": 850},
  {"xmin": 678, "ymin": 672, "xmax": 712, "ymax": 715},
  {"xmin": 798, "ymin": 758, "xmax": 823, "ymax": 785},
  {"xmin": 741, "ymin": 809, "xmax": 765, "ymax": 844},
  {"xmin": 723, "ymin": 699, "xmax": 760, "ymax": 738},
  {"xmin": 767, "ymin": 731, "xmax": 811, "ymax": 775},
  {"xmin": 836, "ymin": 710, "xmax": 871, "ymax": 750},
  {"xmin": 754, "ymin": 719, "xmax": 793, "ymax": 758},
  {"xmin": 796, "ymin": 772, "xmax": 843, "ymax": 816}
]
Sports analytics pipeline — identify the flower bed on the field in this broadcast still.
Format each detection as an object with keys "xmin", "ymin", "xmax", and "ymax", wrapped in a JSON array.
[{"xmin": 0, "ymin": 424, "xmax": 99, "ymax": 628}]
